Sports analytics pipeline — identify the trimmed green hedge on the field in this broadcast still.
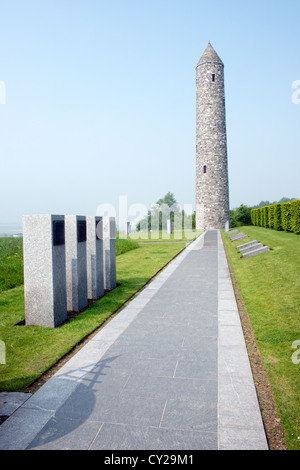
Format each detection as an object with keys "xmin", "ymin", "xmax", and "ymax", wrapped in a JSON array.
[
  {"xmin": 274, "ymin": 203, "xmax": 282, "ymax": 231},
  {"xmin": 268, "ymin": 205, "xmax": 274, "ymax": 229},
  {"xmin": 251, "ymin": 200, "xmax": 300, "ymax": 234},
  {"xmin": 281, "ymin": 202, "xmax": 293, "ymax": 232},
  {"xmin": 291, "ymin": 200, "xmax": 300, "ymax": 234}
]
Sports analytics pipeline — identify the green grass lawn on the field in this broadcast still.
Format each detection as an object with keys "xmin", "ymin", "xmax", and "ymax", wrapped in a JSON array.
[
  {"xmin": 0, "ymin": 240, "xmax": 186, "ymax": 392},
  {"xmin": 0, "ymin": 238, "xmax": 23, "ymax": 293},
  {"xmin": 222, "ymin": 226, "xmax": 300, "ymax": 450}
]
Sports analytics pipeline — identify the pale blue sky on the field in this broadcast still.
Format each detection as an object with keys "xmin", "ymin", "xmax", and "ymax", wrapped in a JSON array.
[{"xmin": 0, "ymin": 0, "xmax": 299, "ymax": 226}]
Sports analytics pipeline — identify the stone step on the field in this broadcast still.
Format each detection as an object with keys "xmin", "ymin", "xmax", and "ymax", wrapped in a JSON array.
[
  {"xmin": 230, "ymin": 233, "xmax": 248, "ymax": 241},
  {"xmin": 237, "ymin": 240, "xmax": 258, "ymax": 250},
  {"xmin": 242, "ymin": 246, "xmax": 270, "ymax": 258},
  {"xmin": 239, "ymin": 242, "xmax": 263, "ymax": 253},
  {"xmin": 227, "ymin": 229, "xmax": 239, "ymax": 235}
]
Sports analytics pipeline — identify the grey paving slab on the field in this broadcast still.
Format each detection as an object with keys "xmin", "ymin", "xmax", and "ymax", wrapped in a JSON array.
[
  {"xmin": 219, "ymin": 426, "xmax": 268, "ymax": 450},
  {"xmin": 0, "ymin": 407, "xmax": 55, "ymax": 450},
  {"xmin": 161, "ymin": 398, "xmax": 217, "ymax": 432},
  {"xmin": 100, "ymin": 356, "xmax": 178, "ymax": 378},
  {"xmin": 219, "ymin": 345, "xmax": 253, "ymax": 379},
  {"xmin": 0, "ymin": 392, "xmax": 32, "ymax": 416},
  {"xmin": 27, "ymin": 417, "xmax": 102, "ymax": 450},
  {"xmin": 19, "ymin": 376, "xmax": 80, "ymax": 412},
  {"xmin": 0, "ymin": 230, "xmax": 268, "ymax": 450},
  {"xmin": 174, "ymin": 359, "xmax": 217, "ymax": 380},
  {"xmin": 122, "ymin": 375, "xmax": 218, "ymax": 402},
  {"xmin": 91, "ymin": 422, "xmax": 218, "ymax": 450},
  {"xmin": 218, "ymin": 375, "xmax": 266, "ymax": 429},
  {"xmin": 60, "ymin": 392, "xmax": 167, "ymax": 427}
]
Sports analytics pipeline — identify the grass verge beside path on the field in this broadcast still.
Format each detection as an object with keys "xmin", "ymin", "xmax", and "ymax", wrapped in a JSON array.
[
  {"xmin": 0, "ymin": 242, "xmax": 186, "ymax": 392},
  {"xmin": 222, "ymin": 226, "xmax": 300, "ymax": 451},
  {"xmin": 0, "ymin": 238, "xmax": 23, "ymax": 293}
]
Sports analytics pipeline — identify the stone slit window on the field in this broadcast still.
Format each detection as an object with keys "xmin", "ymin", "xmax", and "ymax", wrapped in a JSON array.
[
  {"xmin": 212, "ymin": 74, "xmax": 215, "ymax": 82},
  {"xmin": 203, "ymin": 165, "xmax": 207, "ymax": 174}
]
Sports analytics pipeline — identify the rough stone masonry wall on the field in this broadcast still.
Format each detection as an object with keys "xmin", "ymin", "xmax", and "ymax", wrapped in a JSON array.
[{"xmin": 196, "ymin": 59, "xmax": 230, "ymax": 230}]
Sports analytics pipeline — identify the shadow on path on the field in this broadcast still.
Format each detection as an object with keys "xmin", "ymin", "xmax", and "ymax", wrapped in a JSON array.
[{"xmin": 27, "ymin": 355, "xmax": 120, "ymax": 449}]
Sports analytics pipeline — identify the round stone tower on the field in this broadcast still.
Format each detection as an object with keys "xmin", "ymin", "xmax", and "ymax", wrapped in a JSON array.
[{"xmin": 195, "ymin": 42, "xmax": 230, "ymax": 230}]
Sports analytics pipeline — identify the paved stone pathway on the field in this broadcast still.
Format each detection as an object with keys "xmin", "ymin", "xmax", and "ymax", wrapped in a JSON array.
[{"xmin": 0, "ymin": 230, "xmax": 268, "ymax": 450}]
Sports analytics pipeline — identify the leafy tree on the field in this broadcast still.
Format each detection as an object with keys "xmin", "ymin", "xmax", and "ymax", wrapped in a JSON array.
[
  {"xmin": 230, "ymin": 204, "xmax": 252, "ymax": 227},
  {"xmin": 156, "ymin": 192, "xmax": 178, "ymax": 208},
  {"xmin": 151, "ymin": 193, "xmax": 181, "ymax": 230},
  {"xmin": 229, "ymin": 209, "xmax": 238, "ymax": 228},
  {"xmin": 192, "ymin": 211, "xmax": 196, "ymax": 230},
  {"xmin": 136, "ymin": 193, "xmax": 190, "ymax": 231},
  {"xmin": 235, "ymin": 204, "xmax": 252, "ymax": 225}
]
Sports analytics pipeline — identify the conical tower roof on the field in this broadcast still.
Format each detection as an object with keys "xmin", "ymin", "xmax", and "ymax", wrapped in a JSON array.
[{"xmin": 197, "ymin": 42, "xmax": 223, "ymax": 67}]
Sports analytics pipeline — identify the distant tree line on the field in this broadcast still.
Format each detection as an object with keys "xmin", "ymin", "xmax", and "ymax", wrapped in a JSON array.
[
  {"xmin": 230, "ymin": 197, "xmax": 297, "ymax": 228},
  {"xmin": 135, "ymin": 193, "xmax": 298, "ymax": 231}
]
